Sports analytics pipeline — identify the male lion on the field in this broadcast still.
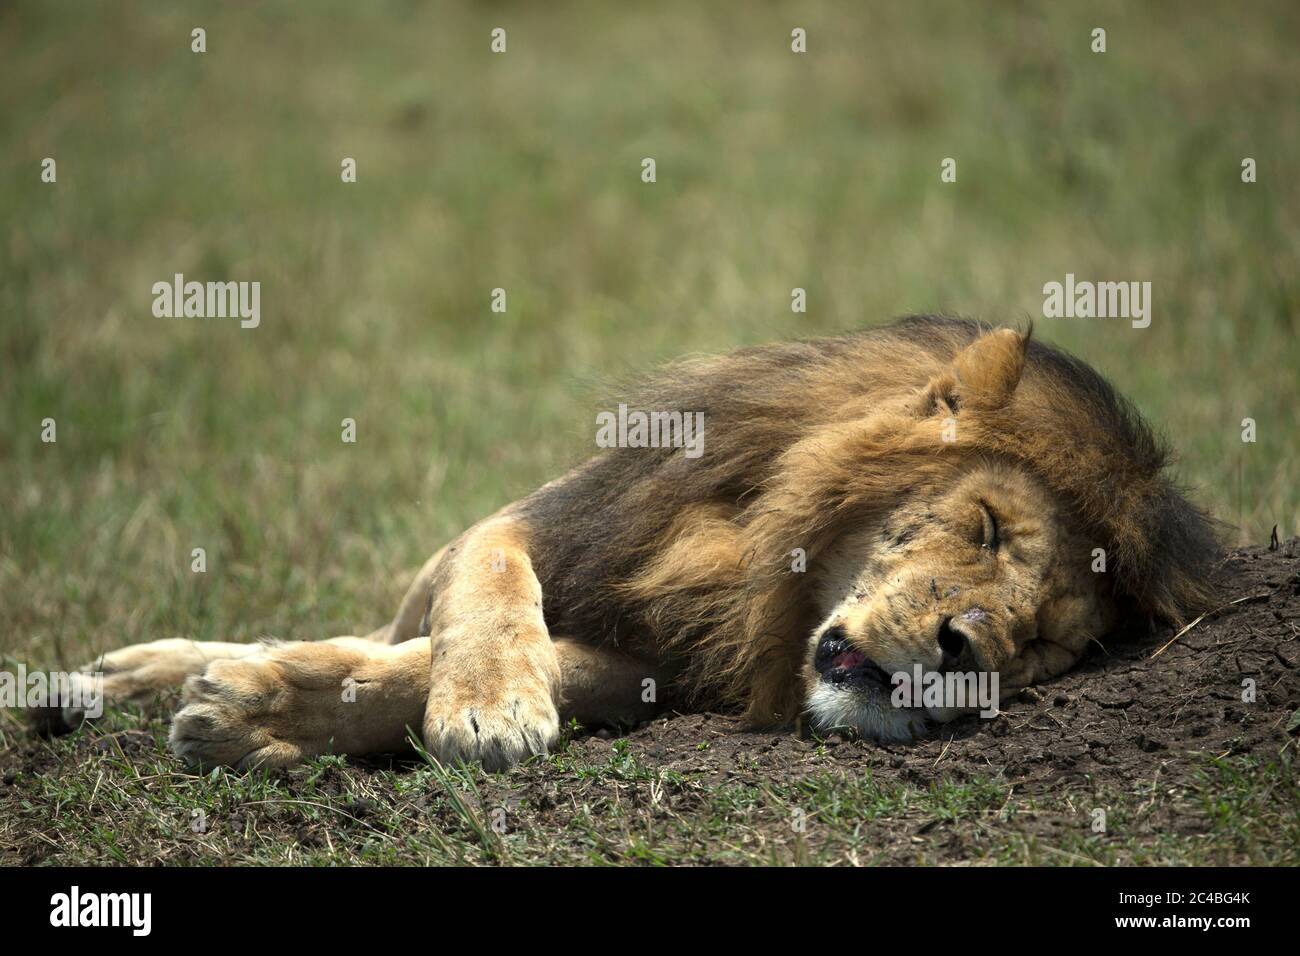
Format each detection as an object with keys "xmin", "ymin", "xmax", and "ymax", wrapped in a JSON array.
[{"xmin": 39, "ymin": 317, "xmax": 1220, "ymax": 770}]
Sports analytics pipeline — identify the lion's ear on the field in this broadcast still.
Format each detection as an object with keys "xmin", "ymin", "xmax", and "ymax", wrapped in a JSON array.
[
  {"xmin": 952, "ymin": 327, "xmax": 1028, "ymax": 410},
  {"xmin": 921, "ymin": 327, "xmax": 1028, "ymax": 415}
]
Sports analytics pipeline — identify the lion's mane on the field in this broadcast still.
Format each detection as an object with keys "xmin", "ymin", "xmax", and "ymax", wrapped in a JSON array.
[{"xmin": 523, "ymin": 316, "xmax": 1222, "ymax": 722}]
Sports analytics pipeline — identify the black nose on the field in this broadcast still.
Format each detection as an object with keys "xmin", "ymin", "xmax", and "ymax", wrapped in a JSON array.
[
  {"xmin": 814, "ymin": 625, "xmax": 849, "ymax": 667},
  {"xmin": 936, "ymin": 617, "xmax": 967, "ymax": 666}
]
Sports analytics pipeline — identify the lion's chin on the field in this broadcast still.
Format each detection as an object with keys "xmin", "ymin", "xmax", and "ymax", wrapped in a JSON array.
[{"xmin": 805, "ymin": 682, "xmax": 930, "ymax": 743}]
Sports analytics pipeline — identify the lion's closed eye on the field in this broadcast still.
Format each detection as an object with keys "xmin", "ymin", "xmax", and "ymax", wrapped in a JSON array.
[{"xmin": 977, "ymin": 502, "xmax": 1000, "ymax": 552}]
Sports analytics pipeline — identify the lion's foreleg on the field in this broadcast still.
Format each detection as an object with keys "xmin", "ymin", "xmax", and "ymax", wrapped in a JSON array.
[{"xmin": 418, "ymin": 510, "xmax": 563, "ymax": 770}]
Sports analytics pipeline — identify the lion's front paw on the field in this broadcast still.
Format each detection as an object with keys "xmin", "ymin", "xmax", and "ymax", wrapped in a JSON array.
[
  {"xmin": 422, "ymin": 677, "xmax": 560, "ymax": 772},
  {"xmin": 168, "ymin": 657, "xmax": 307, "ymax": 771}
]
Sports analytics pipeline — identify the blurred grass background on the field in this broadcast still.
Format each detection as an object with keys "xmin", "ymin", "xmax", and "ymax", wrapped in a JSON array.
[{"xmin": 2, "ymin": 0, "xmax": 1297, "ymax": 666}]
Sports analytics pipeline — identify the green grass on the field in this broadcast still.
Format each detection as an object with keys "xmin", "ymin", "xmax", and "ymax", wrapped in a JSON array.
[
  {"xmin": 1, "ymin": 0, "xmax": 1297, "ymax": 865},
  {"xmin": 4, "ymin": 708, "xmax": 1296, "ymax": 865}
]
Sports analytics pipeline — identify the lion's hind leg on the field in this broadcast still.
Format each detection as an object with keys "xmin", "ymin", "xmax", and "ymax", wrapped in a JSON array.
[
  {"xmin": 31, "ymin": 638, "xmax": 267, "ymax": 736},
  {"xmin": 168, "ymin": 637, "xmax": 431, "ymax": 771},
  {"xmin": 553, "ymin": 638, "xmax": 662, "ymax": 729}
]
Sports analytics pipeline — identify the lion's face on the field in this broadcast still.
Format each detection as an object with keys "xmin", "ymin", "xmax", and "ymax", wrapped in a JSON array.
[{"xmin": 803, "ymin": 460, "xmax": 1115, "ymax": 741}]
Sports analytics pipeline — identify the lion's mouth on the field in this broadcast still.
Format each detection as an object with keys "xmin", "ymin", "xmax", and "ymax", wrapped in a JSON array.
[{"xmin": 814, "ymin": 628, "xmax": 892, "ymax": 691}]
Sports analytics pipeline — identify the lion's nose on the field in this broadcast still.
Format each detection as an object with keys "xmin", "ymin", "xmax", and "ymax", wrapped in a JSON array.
[
  {"xmin": 936, "ymin": 616, "xmax": 968, "ymax": 668},
  {"xmin": 821, "ymin": 624, "xmax": 847, "ymax": 644},
  {"xmin": 814, "ymin": 624, "xmax": 849, "ymax": 665}
]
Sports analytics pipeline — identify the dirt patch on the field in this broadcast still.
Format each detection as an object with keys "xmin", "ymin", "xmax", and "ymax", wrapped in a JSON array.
[{"xmin": 2, "ymin": 543, "xmax": 1297, "ymax": 865}]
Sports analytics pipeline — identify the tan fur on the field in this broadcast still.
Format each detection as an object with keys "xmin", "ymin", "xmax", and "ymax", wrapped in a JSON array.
[{"xmin": 38, "ymin": 318, "xmax": 1219, "ymax": 770}]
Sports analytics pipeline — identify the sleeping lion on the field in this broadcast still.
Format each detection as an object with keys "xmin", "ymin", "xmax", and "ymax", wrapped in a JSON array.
[{"xmin": 38, "ymin": 316, "xmax": 1221, "ymax": 770}]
